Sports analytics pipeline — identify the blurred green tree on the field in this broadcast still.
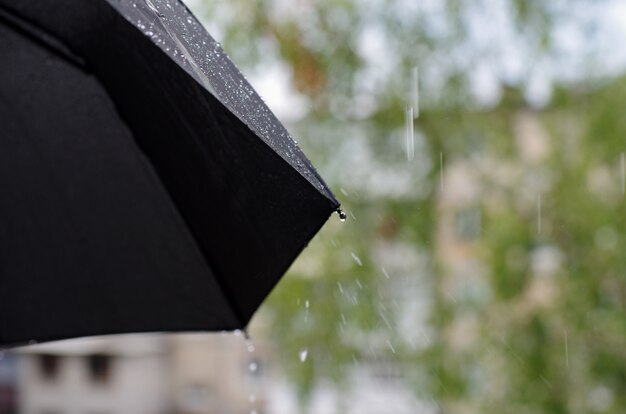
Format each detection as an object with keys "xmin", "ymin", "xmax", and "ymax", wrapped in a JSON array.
[{"xmin": 191, "ymin": 1, "xmax": 626, "ymax": 412}]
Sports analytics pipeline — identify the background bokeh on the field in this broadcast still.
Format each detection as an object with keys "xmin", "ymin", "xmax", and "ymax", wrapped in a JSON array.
[
  {"xmin": 192, "ymin": 0, "xmax": 626, "ymax": 412},
  {"xmin": 3, "ymin": 1, "xmax": 626, "ymax": 413}
]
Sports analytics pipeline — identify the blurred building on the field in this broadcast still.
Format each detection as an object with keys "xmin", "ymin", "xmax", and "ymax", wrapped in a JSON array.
[
  {"xmin": 0, "ymin": 352, "xmax": 18, "ymax": 414},
  {"xmin": 0, "ymin": 333, "xmax": 267, "ymax": 414}
]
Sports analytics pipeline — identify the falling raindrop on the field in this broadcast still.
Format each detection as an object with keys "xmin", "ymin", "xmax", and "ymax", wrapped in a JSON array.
[
  {"xmin": 620, "ymin": 152, "xmax": 626, "ymax": 194},
  {"xmin": 537, "ymin": 194, "xmax": 542, "ymax": 235},
  {"xmin": 405, "ymin": 106, "xmax": 414, "ymax": 161},
  {"xmin": 351, "ymin": 252, "xmax": 363, "ymax": 267},
  {"xmin": 305, "ymin": 300, "xmax": 310, "ymax": 309},
  {"xmin": 564, "ymin": 330, "xmax": 569, "ymax": 368},
  {"xmin": 248, "ymin": 361, "xmax": 258, "ymax": 373},
  {"xmin": 382, "ymin": 267, "xmax": 390, "ymax": 279},
  {"xmin": 249, "ymin": 393, "xmax": 257, "ymax": 403},
  {"xmin": 411, "ymin": 66, "xmax": 420, "ymax": 119},
  {"xmin": 243, "ymin": 330, "xmax": 256, "ymax": 353},
  {"xmin": 299, "ymin": 348, "xmax": 308, "ymax": 362},
  {"xmin": 439, "ymin": 152, "xmax": 444, "ymax": 192},
  {"xmin": 540, "ymin": 375, "xmax": 553, "ymax": 388},
  {"xmin": 353, "ymin": 294, "xmax": 360, "ymax": 305},
  {"xmin": 379, "ymin": 311, "xmax": 392, "ymax": 329}
]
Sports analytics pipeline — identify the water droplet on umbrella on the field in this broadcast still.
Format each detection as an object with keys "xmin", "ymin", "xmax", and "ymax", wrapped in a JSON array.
[
  {"xmin": 299, "ymin": 348, "xmax": 308, "ymax": 362},
  {"xmin": 144, "ymin": 0, "xmax": 164, "ymax": 18}
]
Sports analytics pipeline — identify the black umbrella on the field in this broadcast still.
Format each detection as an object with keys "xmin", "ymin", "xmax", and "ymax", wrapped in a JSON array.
[{"xmin": 0, "ymin": 0, "xmax": 340, "ymax": 347}]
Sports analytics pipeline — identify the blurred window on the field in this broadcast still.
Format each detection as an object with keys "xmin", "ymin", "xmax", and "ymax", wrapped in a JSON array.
[
  {"xmin": 86, "ymin": 354, "xmax": 112, "ymax": 384},
  {"xmin": 37, "ymin": 354, "xmax": 60, "ymax": 381}
]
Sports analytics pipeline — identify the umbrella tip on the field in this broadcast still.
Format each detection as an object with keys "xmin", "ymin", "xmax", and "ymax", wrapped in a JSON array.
[{"xmin": 336, "ymin": 208, "xmax": 347, "ymax": 222}]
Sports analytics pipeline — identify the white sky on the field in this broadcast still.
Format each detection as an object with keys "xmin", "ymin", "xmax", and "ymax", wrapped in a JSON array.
[{"xmin": 184, "ymin": 0, "xmax": 626, "ymax": 117}]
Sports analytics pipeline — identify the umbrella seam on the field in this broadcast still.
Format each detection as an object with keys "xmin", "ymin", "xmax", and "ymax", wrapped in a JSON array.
[{"xmin": 0, "ymin": 4, "xmax": 87, "ymax": 70}]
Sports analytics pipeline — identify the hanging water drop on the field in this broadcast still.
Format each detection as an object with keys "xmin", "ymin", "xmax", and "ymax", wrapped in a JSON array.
[
  {"xmin": 299, "ymin": 348, "xmax": 308, "ymax": 362},
  {"xmin": 337, "ymin": 208, "xmax": 347, "ymax": 222}
]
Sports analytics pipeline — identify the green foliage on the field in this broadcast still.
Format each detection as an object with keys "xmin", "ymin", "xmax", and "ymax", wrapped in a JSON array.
[{"xmin": 193, "ymin": 0, "xmax": 626, "ymax": 411}]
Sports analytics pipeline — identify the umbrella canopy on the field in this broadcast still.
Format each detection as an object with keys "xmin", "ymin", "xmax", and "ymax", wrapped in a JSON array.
[{"xmin": 0, "ymin": 0, "xmax": 339, "ymax": 347}]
